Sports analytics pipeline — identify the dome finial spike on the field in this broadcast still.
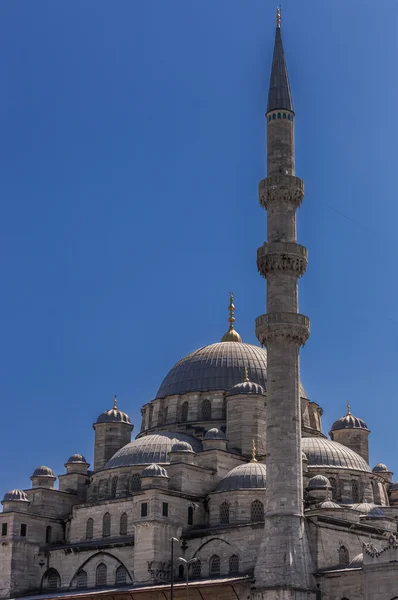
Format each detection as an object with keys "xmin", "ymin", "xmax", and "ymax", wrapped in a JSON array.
[
  {"xmin": 251, "ymin": 439, "xmax": 258, "ymax": 463},
  {"xmin": 113, "ymin": 395, "xmax": 117, "ymax": 410},
  {"xmin": 221, "ymin": 292, "xmax": 242, "ymax": 342},
  {"xmin": 276, "ymin": 5, "xmax": 281, "ymax": 28},
  {"xmin": 346, "ymin": 403, "xmax": 351, "ymax": 415}
]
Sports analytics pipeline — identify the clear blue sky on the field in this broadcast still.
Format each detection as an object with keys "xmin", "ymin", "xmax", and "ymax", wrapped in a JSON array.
[{"xmin": 1, "ymin": 0, "xmax": 398, "ymax": 494}]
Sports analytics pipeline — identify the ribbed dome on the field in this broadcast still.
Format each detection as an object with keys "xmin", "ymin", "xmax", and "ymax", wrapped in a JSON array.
[
  {"xmin": 319, "ymin": 500, "xmax": 340, "ymax": 509},
  {"xmin": 372, "ymin": 463, "xmax": 389, "ymax": 473},
  {"xmin": 66, "ymin": 454, "xmax": 88, "ymax": 464},
  {"xmin": 330, "ymin": 408, "xmax": 368, "ymax": 432},
  {"xmin": 348, "ymin": 553, "xmax": 363, "ymax": 568},
  {"xmin": 302, "ymin": 438, "xmax": 371, "ymax": 472},
  {"xmin": 216, "ymin": 462, "xmax": 266, "ymax": 492},
  {"xmin": 31, "ymin": 466, "xmax": 54, "ymax": 478},
  {"xmin": 142, "ymin": 464, "xmax": 168, "ymax": 478},
  {"xmin": 171, "ymin": 441, "xmax": 194, "ymax": 452},
  {"xmin": 3, "ymin": 489, "xmax": 29, "ymax": 502},
  {"xmin": 352, "ymin": 502, "xmax": 385, "ymax": 517},
  {"xmin": 204, "ymin": 428, "xmax": 226, "ymax": 440},
  {"xmin": 156, "ymin": 342, "xmax": 307, "ymax": 399},
  {"xmin": 308, "ymin": 475, "xmax": 330, "ymax": 489},
  {"xmin": 104, "ymin": 433, "xmax": 202, "ymax": 469},
  {"xmin": 226, "ymin": 380, "xmax": 265, "ymax": 397},
  {"xmin": 96, "ymin": 407, "xmax": 131, "ymax": 424}
]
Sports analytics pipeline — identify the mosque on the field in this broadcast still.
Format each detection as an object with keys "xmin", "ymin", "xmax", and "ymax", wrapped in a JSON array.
[{"xmin": 1, "ymin": 10, "xmax": 398, "ymax": 600}]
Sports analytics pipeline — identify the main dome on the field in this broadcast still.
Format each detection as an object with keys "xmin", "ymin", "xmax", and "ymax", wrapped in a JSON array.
[{"xmin": 156, "ymin": 341, "xmax": 307, "ymax": 399}]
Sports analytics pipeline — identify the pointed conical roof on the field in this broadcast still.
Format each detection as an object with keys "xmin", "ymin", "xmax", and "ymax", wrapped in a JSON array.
[{"xmin": 267, "ymin": 21, "xmax": 293, "ymax": 113}]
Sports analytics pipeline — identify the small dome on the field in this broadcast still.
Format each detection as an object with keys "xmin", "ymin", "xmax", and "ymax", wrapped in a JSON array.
[
  {"xmin": 171, "ymin": 441, "xmax": 193, "ymax": 452},
  {"xmin": 3, "ymin": 489, "xmax": 29, "ymax": 502},
  {"xmin": 141, "ymin": 464, "xmax": 168, "ymax": 478},
  {"xmin": 308, "ymin": 475, "xmax": 330, "ymax": 489},
  {"xmin": 226, "ymin": 379, "xmax": 265, "ymax": 397},
  {"xmin": 373, "ymin": 463, "xmax": 389, "ymax": 473},
  {"xmin": 302, "ymin": 437, "xmax": 371, "ymax": 472},
  {"xmin": 319, "ymin": 500, "xmax": 340, "ymax": 509},
  {"xmin": 348, "ymin": 553, "xmax": 363, "ymax": 568},
  {"xmin": 330, "ymin": 406, "xmax": 368, "ymax": 432},
  {"xmin": 66, "ymin": 454, "xmax": 88, "ymax": 464},
  {"xmin": 216, "ymin": 462, "xmax": 266, "ymax": 492},
  {"xmin": 96, "ymin": 396, "xmax": 131, "ymax": 425},
  {"xmin": 204, "ymin": 428, "xmax": 226, "ymax": 440},
  {"xmin": 352, "ymin": 502, "xmax": 385, "ymax": 516},
  {"xmin": 31, "ymin": 466, "xmax": 54, "ymax": 478}
]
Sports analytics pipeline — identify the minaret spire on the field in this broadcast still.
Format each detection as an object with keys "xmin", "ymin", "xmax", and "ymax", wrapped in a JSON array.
[{"xmin": 267, "ymin": 9, "xmax": 293, "ymax": 113}]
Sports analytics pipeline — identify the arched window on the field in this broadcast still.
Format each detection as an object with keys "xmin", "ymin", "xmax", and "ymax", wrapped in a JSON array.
[
  {"xmin": 272, "ymin": 113, "xmax": 276, "ymax": 120},
  {"xmin": 192, "ymin": 559, "xmax": 201, "ymax": 578},
  {"xmin": 222, "ymin": 397, "xmax": 227, "ymax": 419},
  {"xmin": 76, "ymin": 570, "xmax": 87, "ymax": 589},
  {"xmin": 338, "ymin": 546, "xmax": 349, "ymax": 566},
  {"xmin": 351, "ymin": 480, "xmax": 360, "ymax": 503},
  {"xmin": 131, "ymin": 473, "xmax": 141, "ymax": 492},
  {"xmin": 329, "ymin": 477, "xmax": 338, "ymax": 500},
  {"xmin": 102, "ymin": 512, "xmax": 111, "ymax": 537},
  {"xmin": 164, "ymin": 406, "xmax": 168, "ymax": 423},
  {"xmin": 86, "ymin": 518, "xmax": 94, "ymax": 540},
  {"xmin": 111, "ymin": 476, "xmax": 118, "ymax": 498},
  {"xmin": 98, "ymin": 479, "xmax": 109, "ymax": 499},
  {"xmin": 115, "ymin": 565, "xmax": 128, "ymax": 584},
  {"xmin": 180, "ymin": 401, "xmax": 188, "ymax": 422},
  {"xmin": 178, "ymin": 564, "xmax": 184, "ymax": 579},
  {"xmin": 277, "ymin": 112, "xmax": 281, "ymax": 119},
  {"xmin": 288, "ymin": 114, "xmax": 291, "ymax": 120},
  {"xmin": 201, "ymin": 399, "xmax": 212, "ymax": 420},
  {"xmin": 91, "ymin": 484, "xmax": 98, "ymax": 501},
  {"xmin": 120, "ymin": 512, "xmax": 128, "ymax": 535},
  {"xmin": 209, "ymin": 554, "xmax": 220, "ymax": 575},
  {"xmin": 219, "ymin": 501, "xmax": 230, "ymax": 525},
  {"xmin": 43, "ymin": 568, "xmax": 61, "ymax": 590},
  {"xmin": 96, "ymin": 563, "xmax": 107, "ymax": 587},
  {"xmin": 45, "ymin": 525, "xmax": 52, "ymax": 544},
  {"xmin": 229, "ymin": 554, "xmax": 239, "ymax": 574},
  {"xmin": 283, "ymin": 113, "xmax": 286, "ymax": 119},
  {"xmin": 251, "ymin": 500, "xmax": 264, "ymax": 522},
  {"xmin": 188, "ymin": 506, "xmax": 194, "ymax": 525}
]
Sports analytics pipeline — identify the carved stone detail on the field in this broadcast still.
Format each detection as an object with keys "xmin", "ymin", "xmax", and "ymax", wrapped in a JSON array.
[
  {"xmin": 256, "ymin": 312, "xmax": 310, "ymax": 347},
  {"xmin": 257, "ymin": 242, "xmax": 308, "ymax": 278},
  {"xmin": 259, "ymin": 175, "xmax": 304, "ymax": 209}
]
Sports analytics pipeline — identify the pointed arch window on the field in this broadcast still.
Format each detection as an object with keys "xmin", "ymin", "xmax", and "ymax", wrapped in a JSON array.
[
  {"xmin": 251, "ymin": 500, "xmax": 264, "ymax": 522},
  {"xmin": 115, "ymin": 565, "xmax": 128, "ymax": 584},
  {"xmin": 329, "ymin": 477, "xmax": 338, "ymax": 500},
  {"xmin": 209, "ymin": 554, "xmax": 221, "ymax": 575},
  {"xmin": 220, "ymin": 501, "xmax": 230, "ymax": 525},
  {"xmin": 180, "ymin": 401, "xmax": 188, "ymax": 422},
  {"xmin": 111, "ymin": 476, "xmax": 118, "ymax": 498},
  {"xmin": 351, "ymin": 480, "xmax": 360, "ymax": 503},
  {"xmin": 86, "ymin": 518, "xmax": 94, "ymax": 540},
  {"xmin": 120, "ymin": 512, "xmax": 128, "ymax": 535},
  {"xmin": 283, "ymin": 113, "xmax": 286, "ymax": 119},
  {"xmin": 43, "ymin": 568, "xmax": 61, "ymax": 590},
  {"xmin": 277, "ymin": 112, "xmax": 281, "ymax": 118},
  {"xmin": 45, "ymin": 525, "xmax": 52, "ymax": 544},
  {"xmin": 102, "ymin": 512, "xmax": 111, "ymax": 537},
  {"xmin": 96, "ymin": 563, "xmax": 107, "ymax": 587},
  {"xmin": 229, "ymin": 554, "xmax": 239, "ymax": 574},
  {"xmin": 178, "ymin": 564, "xmax": 184, "ymax": 579},
  {"xmin": 338, "ymin": 545, "xmax": 349, "ymax": 566},
  {"xmin": 272, "ymin": 113, "xmax": 276, "ymax": 120},
  {"xmin": 76, "ymin": 570, "xmax": 87, "ymax": 589},
  {"xmin": 191, "ymin": 559, "xmax": 201, "ymax": 578},
  {"xmin": 201, "ymin": 399, "xmax": 212, "ymax": 420},
  {"xmin": 131, "ymin": 473, "xmax": 141, "ymax": 492}
]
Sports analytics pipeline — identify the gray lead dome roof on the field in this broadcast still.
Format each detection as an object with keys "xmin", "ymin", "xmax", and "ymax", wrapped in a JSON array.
[
  {"xmin": 216, "ymin": 462, "xmax": 266, "ymax": 492},
  {"xmin": 302, "ymin": 437, "xmax": 371, "ymax": 472},
  {"xmin": 156, "ymin": 342, "xmax": 307, "ymax": 399}
]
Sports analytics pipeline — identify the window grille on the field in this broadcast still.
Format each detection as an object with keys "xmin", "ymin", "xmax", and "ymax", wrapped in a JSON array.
[
  {"xmin": 209, "ymin": 554, "xmax": 221, "ymax": 575},
  {"xmin": 187, "ymin": 506, "xmax": 194, "ymax": 525},
  {"xmin": 351, "ymin": 480, "xmax": 360, "ymax": 503},
  {"xmin": 115, "ymin": 565, "xmax": 127, "ymax": 584},
  {"xmin": 76, "ymin": 570, "xmax": 87, "ymax": 589},
  {"xmin": 201, "ymin": 399, "xmax": 212, "ymax": 420},
  {"xmin": 46, "ymin": 569, "xmax": 60, "ymax": 590},
  {"xmin": 86, "ymin": 518, "xmax": 94, "ymax": 539},
  {"xmin": 131, "ymin": 473, "xmax": 141, "ymax": 492},
  {"xmin": 96, "ymin": 563, "xmax": 107, "ymax": 587},
  {"xmin": 191, "ymin": 559, "xmax": 201, "ymax": 578},
  {"xmin": 120, "ymin": 513, "xmax": 128, "ymax": 535},
  {"xmin": 180, "ymin": 401, "xmax": 188, "ymax": 422},
  {"xmin": 219, "ymin": 501, "xmax": 230, "ymax": 524},
  {"xmin": 102, "ymin": 512, "xmax": 111, "ymax": 537},
  {"xmin": 338, "ymin": 546, "xmax": 349, "ymax": 566},
  {"xmin": 229, "ymin": 555, "xmax": 239, "ymax": 574},
  {"xmin": 111, "ymin": 476, "xmax": 118, "ymax": 498},
  {"xmin": 251, "ymin": 500, "xmax": 264, "ymax": 522},
  {"xmin": 46, "ymin": 526, "xmax": 52, "ymax": 544},
  {"xmin": 329, "ymin": 477, "xmax": 338, "ymax": 500}
]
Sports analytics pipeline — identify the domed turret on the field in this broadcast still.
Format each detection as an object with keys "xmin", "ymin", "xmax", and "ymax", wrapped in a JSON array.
[
  {"xmin": 30, "ymin": 466, "xmax": 56, "ymax": 489},
  {"xmin": 66, "ymin": 454, "xmax": 88, "ymax": 464},
  {"xmin": 204, "ymin": 428, "xmax": 226, "ymax": 440},
  {"xmin": 203, "ymin": 428, "xmax": 227, "ymax": 451},
  {"xmin": 2, "ymin": 489, "xmax": 29, "ymax": 512},
  {"xmin": 171, "ymin": 441, "xmax": 193, "ymax": 452},
  {"xmin": 64, "ymin": 454, "xmax": 89, "ymax": 475},
  {"xmin": 307, "ymin": 475, "xmax": 331, "ymax": 502},
  {"xmin": 141, "ymin": 463, "xmax": 169, "ymax": 490},
  {"xmin": 169, "ymin": 440, "xmax": 195, "ymax": 464},
  {"xmin": 372, "ymin": 463, "xmax": 393, "ymax": 484},
  {"xmin": 329, "ymin": 405, "xmax": 370, "ymax": 463},
  {"xmin": 142, "ymin": 464, "xmax": 168, "ymax": 478},
  {"xmin": 93, "ymin": 396, "xmax": 133, "ymax": 471}
]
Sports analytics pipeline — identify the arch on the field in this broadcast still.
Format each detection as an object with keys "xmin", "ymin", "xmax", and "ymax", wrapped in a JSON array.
[
  {"xmin": 201, "ymin": 399, "xmax": 212, "ymax": 420},
  {"xmin": 91, "ymin": 484, "xmax": 98, "ymax": 501},
  {"xmin": 45, "ymin": 525, "xmax": 52, "ymax": 544},
  {"xmin": 120, "ymin": 512, "xmax": 128, "ymax": 535},
  {"xmin": 76, "ymin": 570, "xmax": 87, "ymax": 589},
  {"xmin": 329, "ymin": 477, "xmax": 338, "ymax": 500},
  {"xmin": 69, "ymin": 551, "xmax": 132, "ymax": 588},
  {"xmin": 338, "ymin": 545, "xmax": 349, "ymax": 566},
  {"xmin": 188, "ymin": 506, "xmax": 194, "ymax": 525},
  {"xmin": 191, "ymin": 559, "xmax": 201, "ymax": 578},
  {"xmin": 288, "ymin": 114, "xmax": 291, "ymax": 120},
  {"xmin": 222, "ymin": 397, "xmax": 227, "ymax": 419},
  {"xmin": 111, "ymin": 476, "xmax": 118, "ymax": 498},
  {"xmin": 272, "ymin": 113, "xmax": 276, "ymax": 120},
  {"xmin": 96, "ymin": 562, "xmax": 107, "ymax": 587},
  {"xmin": 351, "ymin": 480, "xmax": 360, "ymax": 502},
  {"xmin": 219, "ymin": 501, "xmax": 230, "ymax": 524},
  {"xmin": 283, "ymin": 113, "xmax": 287, "ymax": 119},
  {"xmin": 251, "ymin": 499, "xmax": 264, "ymax": 522},
  {"xmin": 86, "ymin": 517, "xmax": 94, "ymax": 539},
  {"xmin": 102, "ymin": 512, "xmax": 111, "ymax": 538},
  {"xmin": 209, "ymin": 554, "xmax": 220, "ymax": 575},
  {"xmin": 115, "ymin": 565, "xmax": 128, "ymax": 584},
  {"xmin": 98, "ymin": 478, "xmax": 109, "ymax": 499},
  {"xmin": 229, "ymin": 554, "xmax": 239, "ymax": 574},
  {"xmin": 277, "ymin": 112, "xmax": 281, "ymax": 119},
  {"xmin": 178, "ymin": 564, "xmax": 184, "ymax": 580},
  {"xmin": 42, "ymin": 568, "xmax": 61, "ymax": 591},
  {"xmin": 131, "ymin": 473, "xmax": 141, "ymax": 492},
  {"xmin": 180, "ymin": 401, "xmax": 188, "ymax": 422}
]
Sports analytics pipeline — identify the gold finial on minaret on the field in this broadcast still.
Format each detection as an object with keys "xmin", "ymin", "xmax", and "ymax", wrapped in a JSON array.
[
  {"xmin": 251, "ymin": 439, "xmax": 258, "ymax": 463},
  {"xmin": 113, "ymin": 395, "xmax": 117, "ymax": 410},
  {"xmin": 244, "ymin": 366, "xmax": 250, "ymax": 382},
  {"xmin": 221, "ymin": 292, "xmax": 242, "ymax": 343},
  {"xmin": 346, "ymin": 403, "xmax": 351, "ymax": 415},
  {"xmin": 276, "ymin": 6, "xmax": 281, "ymax": 28}
]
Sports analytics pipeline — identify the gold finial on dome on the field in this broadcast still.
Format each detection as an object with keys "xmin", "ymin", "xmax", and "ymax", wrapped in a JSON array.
[
  {"xmin": 221, "ymin": 292, "xmax": 242, "ymax": 343},
  {"xmin": 113, "ymin": 395, "xmax": 117, "ymax": 410},
  {"xmin": 276, "ymin": 6, "xmax": 281, "ymax": 28},
  {"xmin": 346, "ymin": 403, "xmax": 351, "ymax": 415},
  {"xmin": 251, "ymin": 439, "xmax": 258, "ymax": 463}
]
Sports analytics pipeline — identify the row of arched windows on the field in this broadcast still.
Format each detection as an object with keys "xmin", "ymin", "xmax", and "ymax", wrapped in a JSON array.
[
  {"xmin": 91, "ymin": 473, "xmax": 141, "ymax": 501},
  {"xmin": 86, "ymin": 512, "xmax": 128, "ymax": 539},
  {"xmin": 181, "ymin": 554, "xmax": 239, "ymax": 579},
  {"xmin": 219, "ymin": 500, "xmax": 264, "ymax": 524},
  {"xmin": 144, "ymin": 397, "xmax": 229, "ymax": 427},
  {"xmin": 268, "ymin": 112, "xmax": 293, "ymax": 121},
  {"xmin": 326, "ymin": 476, "xmax": 382, "ymax": 505},
  {"xmin": 43, "ymin": 564, "xmax": 129, "ymax": 590}
]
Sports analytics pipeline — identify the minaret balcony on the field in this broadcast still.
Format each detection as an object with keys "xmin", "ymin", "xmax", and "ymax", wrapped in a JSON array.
[
  {"xmin": 256, "ymin": 312, "xmax": 310, "ymax": 347},
  {"xmin": 257, "ymin": 242, "xmax": 307, "ymax": 278},
  {"xmin": 259, "ymin": 175, "xmax": 304, "ymax": 209}
]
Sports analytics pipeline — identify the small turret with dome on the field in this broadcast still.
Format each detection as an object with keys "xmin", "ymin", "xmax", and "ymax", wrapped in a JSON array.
[
  {"xmin": 30, "ymin": 466, "xmax": 56, "ymax": 489},
  {"xmin": 141, "ymin": 463, "xmax": 169, "ymax": 490},
  {"xmin": 329, "ymin": 404, "xmax": 370, "ymax": 464},
  {"xmin": 2, "ymin": 489, "xmax": 29, "ymax": 513},
  {"xmin": 93, "ymin": 396, "xmax": 133, "ymax": 471},
  {"xmin": 203, "ymin": 428, "xmax": 227, "ymax": 451}
]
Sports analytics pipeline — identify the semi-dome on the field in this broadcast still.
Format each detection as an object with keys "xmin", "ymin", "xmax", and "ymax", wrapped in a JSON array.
[
  {"xmin": 104, "ymin": 433, "xmax": 202, "ymax": 469},
  {"xmin": 171, "ymin": 441, "xmax": 194, "ymax": 452},
  {"xmin": 2, "ymin": 489, "xmax": 29, "ymax": 502},
  {"xmin": 372, "ymin": 463, "xmax": 389, "ymax": 473},
  {"xmin": 31, "ymin": 466, "xmax": 54, "ymax": 478},
  {"xmin": 204, "ymin": 428, "xmax": 226, "ymax": 440},
  {"xmin": 352, "ymin": 502, "xmax": 385, "ymax": 517},
  {"xmin": 302, "ymin": 437, "xmax": 371, "ymax": 472},
  {"xmin": 308, "ymin": 475, "xmax": 330, "ymax": 489},
  {"xmin": 141, "ymin": 464, "xmax": 168, "ymax": 478},
  {"xmin": 330, "ymin": 406, "xmax": 368, "ymax": 433},
  {"xmin": 156, "ymin": 342, "xmax": 307, "ymax": 399},
  {"xmin": 66, "ymin": 454, "xmax": 88, "ymax": 464},
  {"xmin": 95, "ymin": 396, "xmax": 131, "ymax": 425},
  {"xmin": 348, "ymin": 553, "xmax": 363, "ymax": 568},
  {"xmin": 216, "ymin": 462, "xmax": 266, "ymax": 492}
]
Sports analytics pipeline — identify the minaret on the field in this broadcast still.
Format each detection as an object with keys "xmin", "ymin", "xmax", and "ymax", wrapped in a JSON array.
[{"xmin": 252, "ymin": 9, "xmax": 315, "ymax": 599}]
